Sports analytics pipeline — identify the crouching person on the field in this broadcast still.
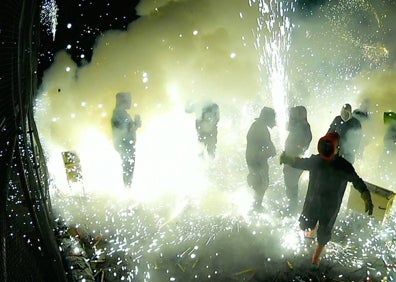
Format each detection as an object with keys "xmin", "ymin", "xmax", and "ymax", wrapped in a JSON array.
[{"xmin": 280, "ymin": 132, "xmax": 373, "ymax": 267}]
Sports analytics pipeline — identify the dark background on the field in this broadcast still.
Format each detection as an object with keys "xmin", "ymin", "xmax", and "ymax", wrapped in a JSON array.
[
  {"xmin": 38, "ymin": 0, "xmax": 325, "ymax": 80},
  {"xmin": 39, "ymin": 0, "xmax": 141, "ymax": 78}
]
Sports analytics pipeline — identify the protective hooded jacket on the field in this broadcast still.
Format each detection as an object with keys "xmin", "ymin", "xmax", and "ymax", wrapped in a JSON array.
[
  {"xmin": 292, "ymin": 154, "xmax": 368, "ymax": 217},
  {"xmin": 286, "ymin": 154, "xmax": 370, "ymax": 246}
]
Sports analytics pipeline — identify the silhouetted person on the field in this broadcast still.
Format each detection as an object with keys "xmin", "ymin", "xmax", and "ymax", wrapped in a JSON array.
[
  {"xmin": 327, "ymin": 103, "xmax": 362, "ymax": 164},
  {"xmin": 352, "ymin": 100, "xmax": 370, "ymax": 159},
  {"xmin": 111, "ymin": 92, "xmax": 141, "ymax": 188},
  {"xmin": 196, "ymin": 103, "xmax": 220, "ymax": 158},
  {"xmin": 246, "ymin": 107, "xmax": 276, "ymax": 211},
  {"xmin": 283, "ymin": 106, "xmax": 312, "ymax": 214},
  {"xmin": 382, "ymin": 112, "xmax": 396, "ymax": 167},
  {"xmin": 280, "ymin": 132, "xmax": 373, "ymax": 267}
]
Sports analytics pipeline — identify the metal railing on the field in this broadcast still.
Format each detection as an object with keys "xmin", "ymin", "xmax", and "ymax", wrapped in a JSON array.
[{"xmin": 0, "ymin": 0, "xmax": 67, "ymax": 281}]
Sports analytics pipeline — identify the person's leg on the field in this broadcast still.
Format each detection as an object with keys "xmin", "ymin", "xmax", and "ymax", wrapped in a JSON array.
[
  {"xmin": 312, "ymin": 213, "xmax": 336, "ymax": 266},
  {"xmin": 299, "ymin": 214, "xmax": 323, "ymax": 266},
  {"xmin": 206, "ymin": 132, "xmax": 217, "ymax": 157},
  {"xmin": 299, "ymin": 213, "xmax": 318, "ymax": 233},
  {"xmin": 247, "ymin": 164, "xmax": 266, "ymax": 210},
  {"xmin": 255, "ymin": 162, "xmax": 269, "ymax": 209},
  {"xmin": 283, "ymin": 166, "xmax": 303, "ymax": 213},
  {"xmin": 312, "ymin": 243, "xmax": 325, "ymax": 266},
  {"xmin": 122, "ymin": 146, "xmax": 136, "ymax": 188}
]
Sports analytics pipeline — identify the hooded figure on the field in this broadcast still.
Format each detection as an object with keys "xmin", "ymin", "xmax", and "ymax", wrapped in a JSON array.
[
  {"xmin": 327, "ymin": 103, "xmax": 362, "ymax": 164},
  {"xmin": 283, "ymin": 106, "xmax": 312, "ymax": 214},
  {"xmin": 280, "ymin": 132, "xmax": 373, "ymax": 267},
  {"xmin": 246, "ymin": 107, "xmax": 276, "ymax": 210},
  {"xmin": 196, "ymin": 103, "xmax": 220, "ymax": 157},
  {"xmin": 381, "ymin": 112, "xmax": 396, "ymax": 168},
  {"xmin": 383, "ymin": 112, "xmax": 396, "ymax": 155},
  {"xmin": 111, "ymin": 92, "xmax": 141, "ymax": 188}
]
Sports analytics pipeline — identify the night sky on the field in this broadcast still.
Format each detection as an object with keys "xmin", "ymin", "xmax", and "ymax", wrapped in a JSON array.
[
  {"xmin": 38, "ymin": 0, "xmax": 325, "ymax": 79},
  {"xmin": 39, "ymin": 0, "xmax": 141, "ymax": 78}
]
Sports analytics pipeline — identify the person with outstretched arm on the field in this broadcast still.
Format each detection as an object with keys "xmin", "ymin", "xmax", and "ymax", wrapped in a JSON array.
[{"xmin": 280, "ymin": 132, "xmax": 373, "ymax": 267}]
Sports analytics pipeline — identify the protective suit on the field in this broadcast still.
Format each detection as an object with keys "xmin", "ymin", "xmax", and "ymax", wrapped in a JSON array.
[
  {"xmin": 111, "ymin": 92, "xmax": 141, "ymax": 188},
  {"xmin": 327, "ymin": 103, "xmax": 362, "ymax": 164},
  {"xmin": 381, "ymin": 112, "xmax": 396, "ymax": 169},
  {"xmin": 196, "ymin": 103, "xmax": 220, "ymax": 157},
  {"xmin": 283, "ymin": 106, "xmax": 312, "ymax": 213},
  {"xmin": 246, "ymin": 107, "xmax": 276, "ymax": 210},
  {"xmin": 280, "ymin": 132, "xmax": 373, "ymax": 266}
]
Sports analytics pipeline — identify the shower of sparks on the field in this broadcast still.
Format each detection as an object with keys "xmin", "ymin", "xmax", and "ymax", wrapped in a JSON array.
[
  {"xmin": 40, "ymin": 0, "xmax": 59, "ymax": 41},
  {"xmin": 248, "ymin": 0, "xmax": 296, "ymax": 147},
  {"xmin": 50, "ymin": 182, "xmax": 396, "ymax": 281},
  {"xmin": 31, "ymin": 0, "xmax": 396, "ymax": 280},
  {"xmin": 326, "ymin": 0, "xmax": 389, "ymax": 72},
  {"xmin": 41, "ymin": 102, "xmax": 396, "ymax": 280}
]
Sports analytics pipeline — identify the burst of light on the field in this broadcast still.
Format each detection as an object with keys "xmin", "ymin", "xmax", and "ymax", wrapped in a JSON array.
[
  {"xmin": 132, "ymin": 111, "xmax": 207, "ymax": 204},
  {"xmin": 249, "ymin": 0, "xmax": 296, "ymax": 147},
  {"xmin": 40, "ymin": 0, "xmax": 58, "ymax": 41},
  {"xmin": 35, "ymin": 1, "xmax": 396, "ymax": 281},
  {"xmin": 76, "ymin": 127, "xmax": 124, "ymax": 194},
  {"xmin": 142, "ymin": 72, "xmax": 149, "ymax": 83}
]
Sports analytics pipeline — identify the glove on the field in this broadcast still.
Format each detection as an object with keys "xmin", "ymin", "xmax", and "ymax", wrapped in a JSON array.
[
  {"xmin": 361, "ymin": 190, "xmax": 373, "ymax": 216},
  {"xmin": 280, "ymin": 151, "xmax": 296, "ymax": 166}
]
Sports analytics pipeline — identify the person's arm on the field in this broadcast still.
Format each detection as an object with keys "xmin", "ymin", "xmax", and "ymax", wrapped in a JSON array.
[
  {"xmin": 134, "ymin": 114, "xmax": 142, "ymax": 128},
  {"xmin": 304, "ymin": 124, "xmax": 313, "ymax": 151},
  {"xmin": 347, "ymin": 166, "xmax": 373, "ymax": 215},
  {"xmin": 280, "ymin": 151, "xmax": 296, "ymax": 166},
  {"xmin": 280, "ymin": 152, "xmax": 313, "ymax": 170},
  {"xmin": 327, "ymin": 117, "xmax": 338, "ymax": 134}
]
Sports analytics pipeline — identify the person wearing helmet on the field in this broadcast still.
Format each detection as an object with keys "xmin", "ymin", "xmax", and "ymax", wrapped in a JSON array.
[
  {"xmin": 283, "ymin": 106, "xmax": 312, "ymax": 214},
  {"xmin": 327, "ymin": 103, "xmax": 362, "ymax": 164},
  {"xmin": 111, "ymin": 92, "xmax": 142, "ymax": 188},
  {"xmin": 246, "ymin": 107, "xmax": 277, "ymax": 211},
  {"xmin": 280, "ymin": 132, "xmax": 373, "ymax": 267}
]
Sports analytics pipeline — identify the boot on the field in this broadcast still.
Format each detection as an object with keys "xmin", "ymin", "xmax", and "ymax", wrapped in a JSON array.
[{"xmin": 312, "ymin": 243, "xmax": 325, "ymax": 266}]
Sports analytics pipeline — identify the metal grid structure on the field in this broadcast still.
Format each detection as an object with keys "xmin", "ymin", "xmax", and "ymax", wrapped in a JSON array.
[{"xmin": 0, "ymin": 0, "xmax": 67, "ymax": 281}]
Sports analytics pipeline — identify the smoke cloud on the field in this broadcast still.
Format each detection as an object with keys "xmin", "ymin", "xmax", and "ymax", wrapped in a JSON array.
[{"xmin": 35, "ymin": 0, "xmax": 396, "ymax": 193}]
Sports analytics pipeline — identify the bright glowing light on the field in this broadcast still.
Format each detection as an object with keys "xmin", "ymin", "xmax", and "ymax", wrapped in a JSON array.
[
  {"xmin": 66, "ymin": 66, "xmax": 71, "ymax": 72},
  {"xmin": 40, "ymin": 0, "xmax": 58, "ymax": 41},
  {"xmin": 35, "ymin": 1, "xmax": 396, "ymax": 280},
  {"xmin": 77, "ymin": 127, "xmax": 124, "ymax": 194},
  {"xmin": 249, "ymin": 0, "xmax": 296, "ymax": 147},
  {"xmin": 132, "ymin": 111, "xmax": 207, "ymax": 204},
  {"xmin": 142, "ymin": 72, "xmax": 149, "ymax": 83},
  {"xmin": 229, "ymin": 187, "xmax": 254, "ymax": 216},
  {"xmin": 280, "ymin": 221, "xmax": 302, "ymax": 252}
]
